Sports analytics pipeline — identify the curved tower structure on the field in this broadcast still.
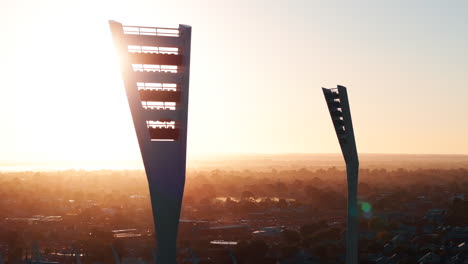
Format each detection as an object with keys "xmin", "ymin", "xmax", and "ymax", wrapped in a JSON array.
[
  {"xmin": 109, "ymin": 21, "xmax": 191, "ymax": 264},
  {"xmin": 322, "ymin": 85, "xmax": 359, "ymax": 264}
]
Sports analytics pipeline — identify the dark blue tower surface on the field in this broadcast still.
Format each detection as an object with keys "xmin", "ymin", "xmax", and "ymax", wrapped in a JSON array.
[
  {"xmin": 109, "ymin": 21, "xmax": 191, "ymax": 264},
  {"xmin": 322, "ymin": 85, "xmax": 359, "ymax": 264}
]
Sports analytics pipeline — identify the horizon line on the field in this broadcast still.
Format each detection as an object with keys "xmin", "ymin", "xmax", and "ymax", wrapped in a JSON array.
[{"xmin": 1, "ymin": 152, "xmax": 468, "ymax": 164}]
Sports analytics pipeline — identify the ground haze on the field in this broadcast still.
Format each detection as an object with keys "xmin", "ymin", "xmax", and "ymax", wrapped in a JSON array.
[{"xmin": 1, "ymin": 154, "xmax": 467, "ymax": 263}]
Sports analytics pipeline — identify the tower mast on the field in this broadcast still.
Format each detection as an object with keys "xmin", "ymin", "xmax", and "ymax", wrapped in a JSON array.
[
  {"xmin": 109, "ymin": 21, "xmax": 192, "ymax": 264},
  {"xmin": 322, "ymin": 85, "xmax": 359, "ymax": 264}
]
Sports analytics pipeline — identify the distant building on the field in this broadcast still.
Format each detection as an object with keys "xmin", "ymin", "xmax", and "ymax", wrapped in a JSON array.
[
  {"xmin": 445, "ymin": 227, "xmax": 468, "ymax": 241},
  {"xmin": 452, "ymin": 193, "xmax": 465, "ymax": 201},
  {"xmin": 204, "ymin": 225, "xmax": 250, "ymax": 239},
  {"xmin": 418, "ymin": 252, "xmax": 440, "ymax": 263},
  {"xmin": 425, "ymin": 209, "xmax": 446, "ymax": 223},
  {"xmin": 252, "ymin": 226, "xmax": 283, "ymax": 238}
]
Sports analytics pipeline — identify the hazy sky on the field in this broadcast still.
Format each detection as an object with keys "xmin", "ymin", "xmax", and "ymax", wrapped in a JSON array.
[{"xmin": 0, "ymin": 0, "xmax": 467, "ymax": 164}]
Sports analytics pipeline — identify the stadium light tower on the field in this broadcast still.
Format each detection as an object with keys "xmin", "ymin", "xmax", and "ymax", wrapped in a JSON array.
[
  {"xmin": 322, "ymin": 85, "xmax": 359, "ymax": 264},
  {"xmin": 109, "ymin": 21, "xmax": 191, "ymax": 264}
]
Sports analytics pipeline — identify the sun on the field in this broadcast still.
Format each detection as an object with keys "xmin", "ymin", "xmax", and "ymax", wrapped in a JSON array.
[{"xmin": 9, "ymin": 18, "xmax": 140, "ymax": 164}]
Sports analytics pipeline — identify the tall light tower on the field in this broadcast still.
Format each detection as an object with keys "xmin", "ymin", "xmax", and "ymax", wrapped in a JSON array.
[
  {"xmin": 109, "ymin": 21, "xmax": 191, "ymax": 264},
  {"xmin": 322, "ymin": 85, "xmax": 359, "ymax": 264}
]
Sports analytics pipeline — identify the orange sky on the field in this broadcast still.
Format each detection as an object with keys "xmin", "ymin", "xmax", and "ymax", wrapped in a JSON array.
[{"xmin": 0, "ymin": 0, "xmax": 467, "ymax": 166}]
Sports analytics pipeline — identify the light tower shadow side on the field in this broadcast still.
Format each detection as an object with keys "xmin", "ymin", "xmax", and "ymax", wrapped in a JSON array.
[
  {"xmin": 109, "ymin": 20, "xmax": 191, "ymax": 264},
  {"xmin": 322, "ymin": 85, "xmax": 359, "ymax": 264}
]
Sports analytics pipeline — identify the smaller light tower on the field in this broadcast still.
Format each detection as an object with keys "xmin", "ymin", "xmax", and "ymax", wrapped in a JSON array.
[{"xmin": 322, "ymin": 85, "xmax": 359, "ymax": 264}]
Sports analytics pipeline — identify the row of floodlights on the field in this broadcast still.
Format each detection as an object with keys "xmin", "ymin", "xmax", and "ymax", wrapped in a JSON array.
[
  {"xmin": 323, "ymin": 88, "xmax": 347, "ymax": 143},
  {"xmin": 123, "ymin": 26, "xmax": 179, "ymax": 37},
  {"xmin": 128, "ymin": 46, "xmax": 179, "ymax": 55}
]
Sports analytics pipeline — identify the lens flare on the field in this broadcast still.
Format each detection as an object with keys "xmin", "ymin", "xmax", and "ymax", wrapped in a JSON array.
[{"xmin": 361, "ymin": 202, "xmax": 372, "ymax": 213}]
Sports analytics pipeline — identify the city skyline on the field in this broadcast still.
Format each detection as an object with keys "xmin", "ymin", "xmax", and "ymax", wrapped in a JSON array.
[{"xmin": 1, "ymin": 0, "xmax": 467, "ymax": 165}]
